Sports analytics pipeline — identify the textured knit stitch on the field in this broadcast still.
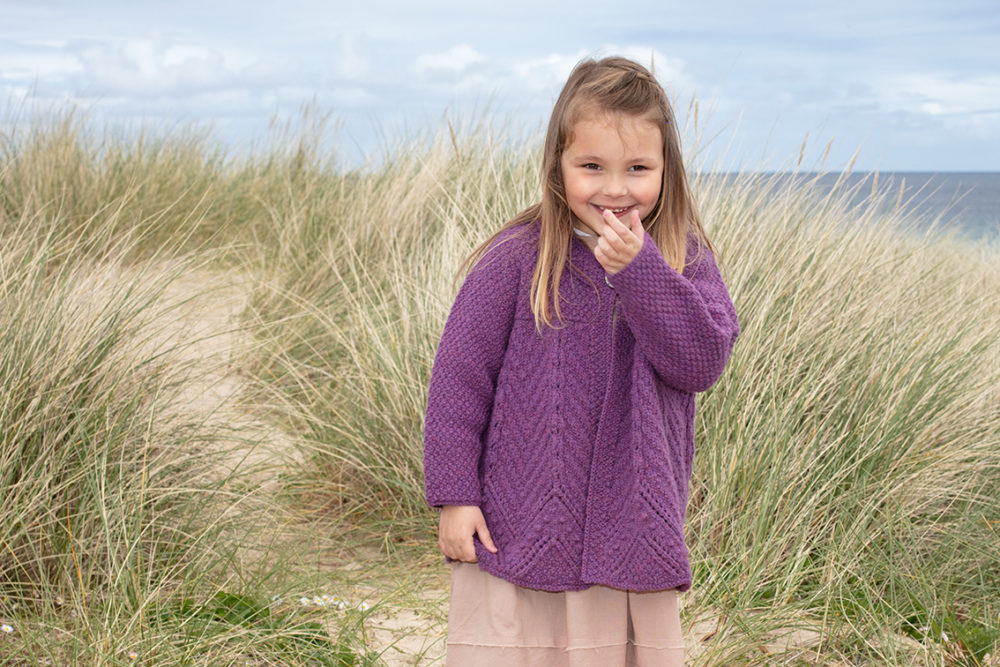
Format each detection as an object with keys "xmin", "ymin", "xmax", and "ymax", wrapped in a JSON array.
[{"xmin": 423, "ymin": 220, "xmax": 740, "ymax": 592}]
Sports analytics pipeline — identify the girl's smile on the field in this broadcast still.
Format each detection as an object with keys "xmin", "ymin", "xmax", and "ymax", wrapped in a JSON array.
[{"xmin": 559, "ymin": 112, "xmax": 664, "ymax": 236}]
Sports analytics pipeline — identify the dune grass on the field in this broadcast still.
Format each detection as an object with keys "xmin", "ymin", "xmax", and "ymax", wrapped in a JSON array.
[
  {"xmin": 0, "ymin": 123, "xmax": 382, "ymax": 663},
  {"xmin": 688, "ymin": 170, "xmax": 1000, "ymax": 663},
  {"xmin": 246, "ymin": 119, "xmax": 1000, "ymax": 664},
  {"xmin": 2, "ymin": 106, "xmax": 999, "ymax": 664}
]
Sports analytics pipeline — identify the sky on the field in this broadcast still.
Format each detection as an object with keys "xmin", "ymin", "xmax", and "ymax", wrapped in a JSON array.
[{"xmin": 2, "ymin": 0, "xmax": 998, "ymax": 172}]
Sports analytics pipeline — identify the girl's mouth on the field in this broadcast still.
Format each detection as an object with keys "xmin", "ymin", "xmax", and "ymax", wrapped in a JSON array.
[{"xmin": 594, "ymin": 204, "xmax": 633, "ymax": 216}]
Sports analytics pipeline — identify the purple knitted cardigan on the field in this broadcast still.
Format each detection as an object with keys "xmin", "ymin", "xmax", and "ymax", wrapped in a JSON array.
[{"xmin": 423, "ymin": 221, "xmax": 739, "ymax": 592}]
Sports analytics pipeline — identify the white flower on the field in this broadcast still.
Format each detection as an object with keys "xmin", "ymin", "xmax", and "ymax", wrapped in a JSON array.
[
  {"xmin": 358, "ymin": 601, "xmax": 371, "ymax": 612},
  {"xmin": 127, "ymin": 650, "xmax": 139, "ymax": 660},
  {"xmin": 941, "ymin": 631, "xmax": 949, "ymax": 642},
  {"xmin": 336, "ymin": 600, "xmax": 347, "ymax": 610},
  {"xmin": 299, "ymin": 597, "xmax": 311, "ymax": 606},
  {"xmin": 54, "ymin": 596, "xmax": 63, "ymax": 606},
  {"xmin": 321, "ymin": 594, "xmax": 333, "ymax": 605},
  {"xmin": 1, "ymin": 623, "xmax": 13, "ymax": 634}
]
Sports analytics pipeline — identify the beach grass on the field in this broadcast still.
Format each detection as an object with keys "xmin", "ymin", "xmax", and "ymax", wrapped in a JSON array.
[
  {"xmin": 0, "ymin": 122, "xmax": 382, "ymax": 663},
  {"xmin": 2, "ymin": 107, "xmax": 998, "ymax": 664}
]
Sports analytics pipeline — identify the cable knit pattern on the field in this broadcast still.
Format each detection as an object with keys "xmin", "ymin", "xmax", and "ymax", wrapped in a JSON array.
[{"xmin": 423, "ymin": 220, "xmax": 740, "ymax": 592}]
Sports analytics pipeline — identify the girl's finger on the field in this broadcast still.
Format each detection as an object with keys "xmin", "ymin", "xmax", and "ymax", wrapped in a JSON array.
[
  {"xmin": 628, "ymin": 209, "xmax": 643, "ymax": 234},
  {"xmin": 598, "ymin": 219, "xmax": 627, "ymax": 252},
  {"xmin": 462, "ymin": 537, "xmax": 479, "ymax": 562},
  {"xmin": 601, "ymin": 207, "xmax": 626, "ymax": 235},
  {"xmin": 602, "ymin": 207, "xmax": 639, "ymax": 244},
  {"xmin": 477, "ymin": 522, "xmax": 498, "ymax": 554}
]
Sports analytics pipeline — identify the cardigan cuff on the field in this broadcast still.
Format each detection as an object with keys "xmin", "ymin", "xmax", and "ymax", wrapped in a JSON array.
[{"xmin": 425, "ymin": 495, "xmax": 482, "ymax": 509}]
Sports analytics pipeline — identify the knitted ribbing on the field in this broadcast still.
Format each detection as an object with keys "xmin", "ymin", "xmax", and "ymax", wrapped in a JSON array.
[{"xmin": 424, "ymin": 221, "xmax": 739, "ymax": 591}]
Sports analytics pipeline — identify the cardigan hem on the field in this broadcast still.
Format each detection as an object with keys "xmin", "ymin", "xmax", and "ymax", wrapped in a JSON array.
[{"xmin": 474, "ymin": 558, "xmax": 691, "ymax": 594}]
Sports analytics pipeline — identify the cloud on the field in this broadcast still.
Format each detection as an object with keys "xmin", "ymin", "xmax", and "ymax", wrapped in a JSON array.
[
  {"xmin": 505, "ymin": 46, "xmax": 697, "ymax": 100},
  {"xmin": 875, "ymin": 72, "xmax": 1000, "ymax": 115},
  {"xmin": 336, "ymin": 33, "xmax": 371, "ymax": 80},
  {"xmin": 73, "ymin": 34, "xmax": 238, "ymax": 96},
  {"xmin": 415, "ymin": 44, "xmax": 485, "ymax": 74},
  {"xmin": 241, "ymin": 57, "xmax": 303, "ymax": 87},
  {"xmin": 510, "ymin": 51, "xmax": 586, "ymax": 92},
  {"xmin": 871, "ymin": 72, "xmax": 1000, "ymax": 134},
  {"xmin": 0, "ymin": 44, "xmax": 82, "ymax": 81}
]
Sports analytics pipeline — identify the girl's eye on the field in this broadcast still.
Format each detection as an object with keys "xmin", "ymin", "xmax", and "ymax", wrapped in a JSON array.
[
  {"xmin": 582, "ymin": 163, "xmax": 600, "ymax": 170},
  {"xmin": 628, "ymin": 165, "xmax": 648, "ymax": 172}
]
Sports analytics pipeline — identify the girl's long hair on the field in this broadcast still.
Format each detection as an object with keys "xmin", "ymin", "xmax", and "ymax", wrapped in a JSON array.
[{"xmin": 461, "ymin": 55, "xmax": 712, "ymax": 331}]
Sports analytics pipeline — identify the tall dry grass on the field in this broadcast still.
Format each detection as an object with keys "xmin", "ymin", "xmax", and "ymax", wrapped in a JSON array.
[
  {"xmin": 247, "ymin": 119, "xmax": 1000, "ymax": 663},
  {"xmin": 690, "ymin": 170, "xmax": 1000, "ymax": 662},
  {"xmin": 3, "ymin": 103, "xmax": 998, "ymax": 664},
  {"xmin": 246, "ymin": 118, "xmax": 541, "ymax": 525},
  {"xmin": 0, "ymin": 111, "xmax": 383, "ymax": 664}
]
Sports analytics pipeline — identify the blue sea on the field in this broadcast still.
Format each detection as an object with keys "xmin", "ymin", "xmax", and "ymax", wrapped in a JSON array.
[{"xmin": 774, "ymin": 172, "xmax": 1000, "ymax": 246}]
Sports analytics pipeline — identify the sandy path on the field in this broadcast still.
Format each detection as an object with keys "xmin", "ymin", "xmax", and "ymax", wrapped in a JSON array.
[
  {"xmin": 152, "ymin": 266, "xmax": 285, "ymax": 478},
  {"xmin": 142, "ymin": 263, "xmax": 450, "ymax": 664},
  {"xmin": 362, "ymin": 573, "xmax": 448, "ymax": 666}
]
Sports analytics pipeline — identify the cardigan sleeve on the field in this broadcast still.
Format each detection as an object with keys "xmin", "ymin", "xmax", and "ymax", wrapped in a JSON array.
[
  {"xmin": 423, "ymin": 232, "xmax": 522, "ymax": 507},
  {"xmin": 609, "ymin": 231, "xmax": 740, "ymax": 393}
]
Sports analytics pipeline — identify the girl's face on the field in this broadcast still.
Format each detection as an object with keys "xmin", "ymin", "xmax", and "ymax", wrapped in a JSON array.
[{"xmin": 559, "ymin": 112, "xmax": 664, "ymax": 235}]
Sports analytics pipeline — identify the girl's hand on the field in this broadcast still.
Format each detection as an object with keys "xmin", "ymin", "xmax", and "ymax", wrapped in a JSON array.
[
  {"xmin": 438, "ymin": 505, "xmax": 498, "ymax": 562},
  {"xmin": 592, "ymin": 207, "xmax": 645, "ymax": 275}
]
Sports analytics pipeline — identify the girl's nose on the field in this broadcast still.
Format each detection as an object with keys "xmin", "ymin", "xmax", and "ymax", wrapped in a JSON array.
[{"xmin": 602, "ymin": 173, "xmax": 628, "ymax": 197}]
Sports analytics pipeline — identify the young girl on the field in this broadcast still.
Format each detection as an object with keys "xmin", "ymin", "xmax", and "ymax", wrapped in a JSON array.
[{"xmin": 423, "ymin": 56, "xmax": 740, "ymax": 666}]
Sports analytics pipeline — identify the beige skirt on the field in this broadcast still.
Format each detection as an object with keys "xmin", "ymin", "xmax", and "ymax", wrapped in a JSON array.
[{"xmin": 446, "ymin": 561, "xmax": 685, "ymax": 667}]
